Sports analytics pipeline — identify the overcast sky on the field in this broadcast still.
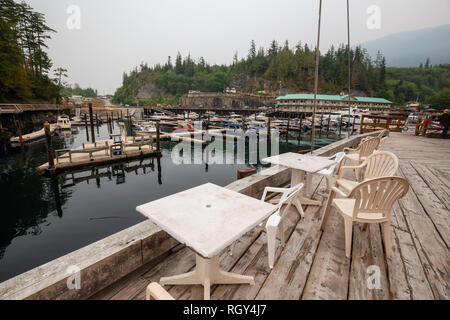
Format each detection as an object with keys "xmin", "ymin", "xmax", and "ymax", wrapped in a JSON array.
[{"xmin": 23, "ymin": 0, "xmax": 450, "ymax": 95}]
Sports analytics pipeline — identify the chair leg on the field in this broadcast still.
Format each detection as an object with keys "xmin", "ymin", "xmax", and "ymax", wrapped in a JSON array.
[
  {"xmin": 266, "ymin": 225, "xmax": 277, "ymax": 269},
  {"xmin": 344, "ymin": 218, "xmax": 353, "ymax": 259},
  {"xmin": 382, "ymin": 221, "xmax": 391, "ymax": 259},
  {"xmin": 320, "ymin": 188, "xmax": 335, "ymax": 231},
  {"xmin": 325, "ymin": 175, "xmax": 330, "ymax": 190}
]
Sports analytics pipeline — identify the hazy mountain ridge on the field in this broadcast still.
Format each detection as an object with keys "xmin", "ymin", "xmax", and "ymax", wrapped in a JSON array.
[{"xmin": 361, "ymin": 24, "xmax": 450, "ymax": 67}]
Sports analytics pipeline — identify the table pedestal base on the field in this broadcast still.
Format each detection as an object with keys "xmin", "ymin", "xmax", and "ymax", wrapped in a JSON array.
[
  {"xmin": 160, "ymin": 254, "xmax": 255, "ymax": 300},
  {"xmin": 291, "ymin": 169, "xmax": 322, "ymax": 207}
]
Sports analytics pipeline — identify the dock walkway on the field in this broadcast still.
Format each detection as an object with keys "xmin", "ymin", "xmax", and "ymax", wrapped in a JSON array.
[{"xmin": 90, "ymin": 132, "xmax": 449, "ymax": 300}]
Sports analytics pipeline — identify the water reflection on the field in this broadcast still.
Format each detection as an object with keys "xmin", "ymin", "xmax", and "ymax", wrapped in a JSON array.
[{"xmin": 0, "ymin": 123, "xmax": 339, "ymax": 282}]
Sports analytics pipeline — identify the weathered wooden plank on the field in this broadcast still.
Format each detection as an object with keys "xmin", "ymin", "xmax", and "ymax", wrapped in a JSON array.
[
  {"xmin": 412, "ymin": 161, "xmax": 450, "ymax": 210},
  {"xmin": 348, "ymin": 223, "xmax": 390, "ymax": 300},
  {"xmin": 386, "ymin": 203, "xmax": 434, "ymax": 300},
  {"xmin": 110, "ymin": 246, "xmax": 195, "ymax": 300},
  {"xmin": 401, "ymin": 162, "xmax": 449, "ymax": 247},
  {"xmin": 255, "ymin": 199, "xmax": 324, "ymax": 300},
  {"xmin": 301, "ymin": 205, "xmax": 350, "ymax": 300},
  {"xmin": 211, "ymin": 203, "xmax": 302, "ymax": 300},
  {"xmin": 397, "ymin": 167, "xmax": 450, "ymax": 299}
]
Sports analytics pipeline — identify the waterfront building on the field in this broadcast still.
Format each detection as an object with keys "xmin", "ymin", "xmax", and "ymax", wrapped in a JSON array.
[{"xmin": 276, "ymin": 93, "xmax": 392, "ymax": 113}]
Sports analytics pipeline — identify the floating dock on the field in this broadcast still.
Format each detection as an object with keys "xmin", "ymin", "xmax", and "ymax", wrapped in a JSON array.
[{"xmin": 37, "ymin": 136, "xmax": 160, "ymax": 173}]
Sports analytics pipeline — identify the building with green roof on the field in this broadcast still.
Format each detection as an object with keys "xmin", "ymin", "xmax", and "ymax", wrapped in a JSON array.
[{"xmin": 276, "ymin": 93, "xmax": 392, "ymax": 113}]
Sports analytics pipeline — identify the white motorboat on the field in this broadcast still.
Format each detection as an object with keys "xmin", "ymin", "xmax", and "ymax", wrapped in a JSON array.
[{"xmin": 57, "ymin": 115, "xmax": 71, "ymax": 130}]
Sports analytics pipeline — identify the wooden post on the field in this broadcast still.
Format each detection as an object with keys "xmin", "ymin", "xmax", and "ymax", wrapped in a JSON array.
[
  {"xmin": 44, "ymin": 122, "xmax": 54, "ymax": 169},
  {"xmin": 286, "ymin": 117, "xmax": 290, "ymax": 143},
  {"xmin": 156, "ymin": 120, "xmax": 161, "ymax": 151},
  {"xmin": 267, "ymin": 117, "xmax": 271, "ymax": 136},
  {"xmin": 89, "ymin": 103, "xmax": 95, "ymax": 143},
  {"xmin": 298, "ymin": 116, "xmax": 302, "ymax": 145},
  {"xmin": 351, "ymin": 114, "xmax": 356, "ymax": 135},
  {"xmin": 84, "ymin": 114, "xmax": 89, "ymax": 141},
  {"xmin": 360, "ymin": 115, "xmax": 365, "ymax": 134},
  {"xmin": 319, "ymin": 113, "xmax": 323, "ymax": 138}
]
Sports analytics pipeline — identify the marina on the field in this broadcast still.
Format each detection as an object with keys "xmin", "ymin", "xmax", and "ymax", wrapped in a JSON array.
[
  {"xmin": 0, "ymin": 0, "xmax": 448, "ymax": 306},
  {"xmin": 1, "ymin": 130, "xmax": 448, "ymax": 300}
]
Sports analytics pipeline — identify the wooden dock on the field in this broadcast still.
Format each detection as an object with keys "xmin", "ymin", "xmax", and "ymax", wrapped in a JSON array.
[
  {"xmin": 90, "ymin": 132, "xmax": 449, "ymax": 300},
  {"xmin": 37, "ymin": 137, "xmax": 161, "ymax": 173}
]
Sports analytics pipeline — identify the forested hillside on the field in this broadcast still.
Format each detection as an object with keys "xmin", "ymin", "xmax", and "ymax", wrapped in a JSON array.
[
  {"xmin": 113, "ymin": 40, "xmax": 449, "ymax": 108},
  {"xmin": 0, "ymin": 0, "xmax": 60, "ymax": 103}
]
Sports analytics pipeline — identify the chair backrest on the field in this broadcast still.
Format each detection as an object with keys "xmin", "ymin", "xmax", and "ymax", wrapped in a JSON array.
[
  {"xmin": 358, "ymin": 137, "xmax": 380, "ymax": 158},
  {"xmin": 348, "ymin": 176, "xmax": 409, "ymax": 220},
  {"xmin": 363, "ymin": 151, "xmax": 399, "ymax": 180},
  {"xmin": 321, "ymin": 152, "xmax": 346, "ymax": 175},
  {"xmin": 279, "ymin": 183, "xmax": 304, "ymax": 207}
]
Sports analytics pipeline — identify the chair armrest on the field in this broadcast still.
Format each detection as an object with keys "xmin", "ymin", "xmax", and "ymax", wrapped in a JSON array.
[
  {"xmin": 331, "ymin": 186, "xmax": 349, "ymax": 198},
  {"xmin": 261, "ymin": 186, "xmax": 289, "ymax": 201},
  {"xmin": 146, "ymin": 283, "xmax": 175, "ymax": 300},
  {"xmin": 338, "ymin": 165, "xmax": 364, "ymax": 178},
  {"xmin": 343, "ymin": 146, "xmax": 359, "ymax": 153}
]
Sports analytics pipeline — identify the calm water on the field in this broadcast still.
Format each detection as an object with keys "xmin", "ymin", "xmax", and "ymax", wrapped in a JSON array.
[{"xmin": 0, "ymin": 123, "xmax": 339, "ymax": 282}]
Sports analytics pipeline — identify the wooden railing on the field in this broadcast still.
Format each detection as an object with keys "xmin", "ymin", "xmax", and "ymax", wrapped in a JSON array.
[
  {"xmin": 415, "ymin": 118, "xmax": 444, "ymax": 136},
  {"xmin": 360, "ymin": 114, "xmax": 406, "ymax": 133}
]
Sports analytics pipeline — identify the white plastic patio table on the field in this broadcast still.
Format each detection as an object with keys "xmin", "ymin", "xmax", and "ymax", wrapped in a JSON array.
[
  {"xmin": 262, "ymin": 152, "xmax": 335, "ymax": 206},
  {"xmin": 136, "ymin": 183, "xmax": 277, "ymax": 300}
]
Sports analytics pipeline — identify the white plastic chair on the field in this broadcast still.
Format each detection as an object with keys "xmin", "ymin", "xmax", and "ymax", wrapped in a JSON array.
[
  {"xmin": 343, "ymin": 136, "xmax": 380, "ymax": 172},
  {"xmin": 229, "ymin": 182, "xmax": 305, "ymax": 269},
  {"xmin": 330, "ymin": 177, "xmax": 409, "ymax": 258},
  {"xmin": 262, "ymin": 182, "xmax": 305, "ymax": 268},
  {"xmin": 321, "ymin": 151, "xmax": 399, "ymax": 231},
  {"xmin": 312, "ymin": 151, "xmax": 346, "ymax": 191}
]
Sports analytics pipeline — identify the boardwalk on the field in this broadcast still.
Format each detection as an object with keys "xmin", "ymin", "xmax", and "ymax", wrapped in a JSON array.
[{"xmin": 91, "ymin": 132, "xmax": 449, "ymax": 300}]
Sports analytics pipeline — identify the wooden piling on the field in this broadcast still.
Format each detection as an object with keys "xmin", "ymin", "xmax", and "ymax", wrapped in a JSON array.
[
  {"xmin": 89, "ymin": 103, "xmax": 95, "ymax": 143},
  {"xmin": 352, "ymin": 115, "xmax": 356, "ymax": 135},
  {"xmin": 17, "ymin": 120, "xmax": 24, "ymax": 150},
  {"xmin": 326, "ymin": 113, "xmax": 331, "ymax": 136},
  {"xmin": 44, "ymin": 122, "xmax": 55, "ymax": 169},
  {"xmin": 298, "ymin": 116, "xmax": 302, "ymax": 145},
  {"xmin": 339, "ymin": 116, "xmax": 343, "ymax": 136},
  {"xmin": 155, "ymin": 120, "xmax": 161, "ymax": 151},
  {"xmin": 286, "ymin": 117, "xmax": 290, "ymax": 143},
  {"xmin": 84, "ymin": 113, "xmax": 89, "ymax": 141},
  {"xmin": 267, "ymin": 117, "xmax": 271, "ymax": 136}
]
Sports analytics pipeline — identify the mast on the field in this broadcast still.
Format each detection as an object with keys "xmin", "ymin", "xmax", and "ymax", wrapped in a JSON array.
[
  {"xmin": 310, "ymin": 0, "xmax": 323, "ymax": 154},
  {"xmin": 347, "ymin": 0, "xmax": 352, "ymax": 138}
]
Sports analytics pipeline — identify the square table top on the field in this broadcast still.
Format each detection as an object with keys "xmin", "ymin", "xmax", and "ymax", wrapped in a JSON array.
[
  {"xmin": 262, "ymin": 152, "xmax": 336, "ymax": 173},
  {"xmin": 136, "ymin": 183, "xmax": 277, "ymax": 258}
]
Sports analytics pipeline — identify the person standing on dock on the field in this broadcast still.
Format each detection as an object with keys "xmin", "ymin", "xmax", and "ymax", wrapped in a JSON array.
[{"xmin": 438, "ymin": 110, "xmax": 450, "ymax": 139}]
